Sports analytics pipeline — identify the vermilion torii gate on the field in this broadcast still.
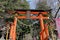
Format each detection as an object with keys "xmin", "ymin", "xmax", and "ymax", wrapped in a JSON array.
[{"xmin": 9, "ymin": 10, "xmax": 50, "ymax": 40}]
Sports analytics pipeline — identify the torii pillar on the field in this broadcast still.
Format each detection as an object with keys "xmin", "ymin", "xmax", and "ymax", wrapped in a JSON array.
[{"xmin": 9, "ymin": 10, "xmax": 49, "ymax": 40}]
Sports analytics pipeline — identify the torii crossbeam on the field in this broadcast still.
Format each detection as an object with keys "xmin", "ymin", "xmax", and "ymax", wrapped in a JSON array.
[{"xmin": 8, "ymin": 10, "xmax": 50, "ymax": 40}]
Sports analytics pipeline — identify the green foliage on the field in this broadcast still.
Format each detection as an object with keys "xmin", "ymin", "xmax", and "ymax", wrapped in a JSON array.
[
  {"xmin": 5, "ymin": 18, "xmax": 14, "ymax": 22},
  {"xmin": 0, "ymin": 0, "xmax": 30, "ymax": 12},
  {"xmin": 16, "ymin": 20, "xmax": 31, "ymax": 40},
  {"xmin": 36, "ymin": 2, "xmax": 50, "ymax": 10}
]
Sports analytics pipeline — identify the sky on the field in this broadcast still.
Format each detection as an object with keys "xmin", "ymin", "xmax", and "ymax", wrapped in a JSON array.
[
  {"xmin": 26, "ymin": 0, "xmax": 60, "ymax": 17},
  {"xmin": 47, "ymin": 0, "xmax": 59, "ymax": 17},
  {"xmin": 26, "ymin": 0, "xmax": 39, "ymax": 9}
]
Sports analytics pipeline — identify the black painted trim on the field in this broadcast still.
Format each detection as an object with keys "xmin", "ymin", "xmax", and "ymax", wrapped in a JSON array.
[{"xmin": 14, "ymin": 9, "xmax": 52, "ymax": 12}]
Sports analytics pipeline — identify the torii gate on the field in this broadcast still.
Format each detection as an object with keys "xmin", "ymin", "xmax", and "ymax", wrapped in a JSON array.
[{"xmin": 9, "ymin": 10, "xmax": 50, "ymax": 40}]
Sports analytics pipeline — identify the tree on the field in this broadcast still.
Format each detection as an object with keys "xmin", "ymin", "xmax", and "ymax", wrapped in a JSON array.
[
  {"xmin": 0, "ymin": 0, "xmax": 30, "ymax": 23},
  {"xmin": 0, "ymin": 0, "xmax": 30, "ymax": 40},
  {"xmin": 0, "ymin": 0, "xmax": 29, "ymax": 12},
  {"xmin": 36, "ymin": 1, "xmax": 50, "ymax": 10}
]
